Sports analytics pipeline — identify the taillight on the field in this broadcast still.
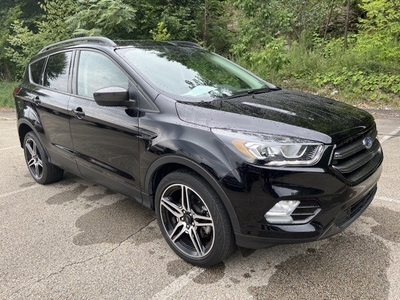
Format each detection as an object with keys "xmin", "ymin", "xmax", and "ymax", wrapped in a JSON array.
[{"xmin": 13, "ymin": 87, "xmax": 20, "ymax": 97}]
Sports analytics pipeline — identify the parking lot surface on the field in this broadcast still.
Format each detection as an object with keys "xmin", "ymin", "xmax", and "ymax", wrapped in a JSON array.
[{"xmin": 1, "ymin": 111, "xmax": 399, "ymax": 299}]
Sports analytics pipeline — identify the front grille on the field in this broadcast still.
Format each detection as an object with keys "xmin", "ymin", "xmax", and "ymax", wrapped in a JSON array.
[
  {"xmin": 331, "ymin": 127, "xmax": 383, "ymax": 185},
  {"xmin": 291, "ymin": 200, "xmax": 321, "ymax": 224}
]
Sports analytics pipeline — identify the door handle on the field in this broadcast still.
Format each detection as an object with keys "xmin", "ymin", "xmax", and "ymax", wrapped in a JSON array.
[
  {"xmin": 72, "ymin": 107, "xmax": 85, "ymax": 119},
  {"xmin": 32, "ymin": 96, "xmax": 41, "ymax": 105}
]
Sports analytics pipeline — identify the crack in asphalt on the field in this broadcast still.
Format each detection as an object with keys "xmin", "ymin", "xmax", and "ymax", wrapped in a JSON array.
[{"xmin": 7, "ymin": 218, "xmax": 156, "ymax": 298}]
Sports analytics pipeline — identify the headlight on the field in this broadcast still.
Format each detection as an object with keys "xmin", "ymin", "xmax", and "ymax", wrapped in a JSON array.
[{"xmin": 212, "ymin": 128, "xmax": 324, "ymax": 166}]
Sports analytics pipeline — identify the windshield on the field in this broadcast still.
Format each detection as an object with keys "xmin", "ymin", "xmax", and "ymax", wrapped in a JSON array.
[{"xmin": 117, "ymin": 45, "xmax": 274, "ymax": 101}]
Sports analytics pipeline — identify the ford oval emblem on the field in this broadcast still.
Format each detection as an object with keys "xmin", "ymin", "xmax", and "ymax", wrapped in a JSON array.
[{"xmin": 363, "ymin": 137, "xmax": 374, "ymax": 149}]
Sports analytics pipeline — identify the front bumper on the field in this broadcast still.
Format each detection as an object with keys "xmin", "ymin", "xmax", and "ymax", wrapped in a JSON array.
[{"xmin": 221, "ymin": 163, "xmax": 382, "ymax": 249}]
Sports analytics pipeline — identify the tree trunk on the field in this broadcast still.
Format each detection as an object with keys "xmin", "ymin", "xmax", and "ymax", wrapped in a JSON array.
[
  {"xmin": 204, "ymin": 0, "xmax": 208, "ymax": 47},
  {"xmin": 323, "ymin": 1, "xmax": 335, "ymax": 41},
  {"xmin": 344, "ymin": 0, "xmax": 351, "ymax": 51}
]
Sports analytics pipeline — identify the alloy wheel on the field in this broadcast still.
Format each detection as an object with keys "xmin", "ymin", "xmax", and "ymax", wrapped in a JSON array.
[
  {"xmin": 25, "ymin": 137, "xmax": 43, "ymax": 180},
  {"xmin": 160, "ymin": 183, "xmax": 215, "ymax": 258}
]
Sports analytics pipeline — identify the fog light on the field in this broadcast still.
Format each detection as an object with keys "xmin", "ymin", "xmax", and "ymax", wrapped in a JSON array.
[{"xmin": 265, "ymin": 200, "xmax": 300, "ymax": 224}]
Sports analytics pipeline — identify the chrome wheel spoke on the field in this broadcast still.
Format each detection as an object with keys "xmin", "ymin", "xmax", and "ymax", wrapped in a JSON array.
[
  {"xmin": 26, "ymin": 141, "xmax": 35, "ymax": 156},
  {"xmin": 37, "ymin": 158, "xmax": 43, "ymax": 168},
  {"xmin": 28, "ymin": 158, "xmax": 36, "ymax": 168},
  {"xmin": 35, "ymin": 163, "xmax": 40, "ymax": 176},
  {"xmin": 193, "ymin": 214, "xmax": 214, "ymax": 228},
  {"xmin": 181, "ymin": 184, "xmax": 191, "ymax": 211},
  {"xmin": 189, "ymin": 227, "xmax": 204, "ymax": 256},
  {"xmin": 32, "ymin": 143, "xmax": 38, "ymax": 156},
  {"xmin": 161, "ymin": 196, "xmax": 183, "ymax": 219},
  {"xmin": 169, "ymin": 221, "xmax": 186, "ymax": 242},
  {"xmin": 35, "ymin": 160, "xmax": 42, "ymax": 176}
]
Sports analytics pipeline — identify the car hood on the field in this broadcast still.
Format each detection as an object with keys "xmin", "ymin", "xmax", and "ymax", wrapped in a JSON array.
[{"xmin": 176, "ymin": 89, "xmax": 375, "ymax": 144}]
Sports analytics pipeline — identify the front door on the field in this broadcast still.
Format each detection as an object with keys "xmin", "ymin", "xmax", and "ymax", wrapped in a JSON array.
[{"xmin": 68, "ymin": 50, "xmax": 142, "ymax": 201}]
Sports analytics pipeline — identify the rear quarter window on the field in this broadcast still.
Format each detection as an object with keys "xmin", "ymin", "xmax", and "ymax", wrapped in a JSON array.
[
  {"xmin": 30, "ymin": 58, "xmax": 47, "ymax": 85},
  {"xmin": 43, "ymin": 51, "xmax": 72, "ymax": 93}
]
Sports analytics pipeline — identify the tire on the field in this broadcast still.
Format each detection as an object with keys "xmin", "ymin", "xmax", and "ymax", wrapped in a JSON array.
[
  {"xmin": 23, "ymin": 132, "xmax": 64, "ymax": 184},
  {"xmin": 155, "ymin": 169, "xmax": 235, "ymax": 267}
]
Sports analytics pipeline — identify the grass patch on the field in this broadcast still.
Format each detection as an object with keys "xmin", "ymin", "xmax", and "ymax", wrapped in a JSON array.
[
  {"xmin": 0, "ymin": 81, "xmax": 17, "ymax": 108},
  {"xmin": 237, "ymin": 41, "xmax": 400, "ymax": 109}
]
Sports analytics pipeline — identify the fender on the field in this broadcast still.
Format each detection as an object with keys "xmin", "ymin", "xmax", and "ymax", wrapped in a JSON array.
[
  {"xmin": 16, "ymin": 104, "xmax": 43, "ymax": 146},
  {"xmin": 143, "ymin": 155, "xmax": 241, "ymax": 233}
]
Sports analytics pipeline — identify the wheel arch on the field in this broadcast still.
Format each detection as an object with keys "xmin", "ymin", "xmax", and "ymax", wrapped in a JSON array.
[
  {"xmin": 17, "ymin": 104, "xmax": 43, "ymax": 148},
  {"xmin": 18, "ymin": 121, "xmax": 34, "ymax": 147},
  {"xmin": 144, "ymin": 155, "xmax": 241, "ymax": 233},
  {"xmin": 18, "ymin": 120, "xmax": 52, "ymax": 163}
]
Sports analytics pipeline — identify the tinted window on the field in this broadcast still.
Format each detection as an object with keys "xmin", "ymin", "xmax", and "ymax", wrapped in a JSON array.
[
  {"xmin": 44, "ymin": 52, "xmax": 72, "ymax": 92},
  {"xmin": 30, "ymin": 58, "xmax": 46, "ymax": 85},
  {"xmin": 77, "ymin": 51, "xmax": 128, "ymax": 98}
]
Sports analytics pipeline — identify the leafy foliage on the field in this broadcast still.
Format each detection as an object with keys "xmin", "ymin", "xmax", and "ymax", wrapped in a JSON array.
[
  {"xmin": 66, "ymin": 0, "xmax": 137, "ymax": 38},
  {"xmin": 0, "ymin": 0, "xmax": 399, "ymax": 108},
  {"xmin": 354, "ymin": 0, "xmax": 400, "ymax": 63},
  {"xmin": 6, "ymin": 0, "xmax": 77, "ymax": 76},
  {"xmin": 0, "ymin": 6, "xmax": 22, "ymax": 79},
  {"xmin": 0, "ymin": 81, "xmax": 18, "ymax": 107},
  {"xmin": 150, "ymin": 22, "xmax": 171, "ymax": 41}
]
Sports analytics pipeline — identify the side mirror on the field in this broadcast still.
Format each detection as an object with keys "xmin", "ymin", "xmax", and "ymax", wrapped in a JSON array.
[{"xmin": 93, "ymin": 86, "xmax": 134, "ymax": 107}]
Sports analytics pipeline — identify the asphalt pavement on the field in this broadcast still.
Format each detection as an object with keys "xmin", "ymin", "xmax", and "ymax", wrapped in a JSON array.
[{"xmin": 1, "ymin": 110, "xmax": 399, "ymax": 299}]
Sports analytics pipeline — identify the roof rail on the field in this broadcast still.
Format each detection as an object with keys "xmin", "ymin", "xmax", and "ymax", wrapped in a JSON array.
[
  {"xmin": 38, "ymin": 37, "xmax": 117, "ymax": 53},
  {"xmin": 166, "ymin": 41, "xmax": 203, "ymax": 49}
]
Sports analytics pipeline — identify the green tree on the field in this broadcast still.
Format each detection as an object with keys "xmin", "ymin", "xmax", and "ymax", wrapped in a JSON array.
[
  {"xmin": 0, "ymin": 0, "xmax": 43, "ymax": 79},
  {"xmin": 230, "ymin": 0, "xmax": 343, "ymax": 48},
  {"xmin": 355, "ymin": 0, "xmax": 400, "ymax": 64},
  {"xmin": 6, "ymin": 0, "xmax": 77, "ymax": 76},
  {"xmin": 66, "ymin": 0, "xmax": 137, "ymax": 38},
  {"xmin": 0, "ymin": 6, "xmax": 22, "ymax": 79},
  {"xmin": 200, "ymin": 0, "xmax": 234, "ymax": 53}
]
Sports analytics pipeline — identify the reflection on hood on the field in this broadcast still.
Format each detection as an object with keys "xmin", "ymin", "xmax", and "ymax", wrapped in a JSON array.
[{"xmin": 177, "ymin": 89, "xmax": 375, "ymax": 143}]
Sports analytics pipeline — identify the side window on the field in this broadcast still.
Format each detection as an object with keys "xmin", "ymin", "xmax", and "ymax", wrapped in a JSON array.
[
  {"xmin": 77, "ymin": 51, "xmax": 129, "ymax": 99},
  {"xmin": 43, "ymin": 52, "xmax": 72, "ymax": 92},
  {"xmin": 30, "ymin": 58, "xmax": 47, "ymax": 85}
]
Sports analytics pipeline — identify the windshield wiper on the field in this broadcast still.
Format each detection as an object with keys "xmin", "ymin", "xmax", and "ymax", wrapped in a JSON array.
[
  {"xmin": 223, "ymin": 87, "xmax": 272, "ymax": 99},
  {"xmin": 247, "ymin": 87, "xmax": 271, "ymax": 94}
]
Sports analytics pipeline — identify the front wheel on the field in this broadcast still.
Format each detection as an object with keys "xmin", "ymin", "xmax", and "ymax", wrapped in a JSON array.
[
  {"xmin": 155, "ymin": 170, "xmax": 235, "ymax": 267},
  {"xmin": 23, "ymin": 132, "xmax": 64, "ymax": 184}
]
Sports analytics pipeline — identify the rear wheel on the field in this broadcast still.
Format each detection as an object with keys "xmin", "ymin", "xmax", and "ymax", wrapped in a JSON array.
[
  {"xmin": 23, "ymin": 132, "xmax": 64, "ymax": 184},
  {"xmin": 155, "ymin": 170, "xmax": 235, "ymax": 267}
]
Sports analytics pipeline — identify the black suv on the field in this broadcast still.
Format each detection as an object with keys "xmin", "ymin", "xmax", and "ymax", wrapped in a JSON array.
[{"xmin": 14, "ymin": 37, "xmax": 383, "ymax": 267}]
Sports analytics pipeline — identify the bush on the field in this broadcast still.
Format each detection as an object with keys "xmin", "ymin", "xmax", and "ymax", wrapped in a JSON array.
[
  {"xmin": 0, "ymin": 81, "xmax": 17, "ymax": 108},
  {"xmin": 234, "ymin": 36, "xmax": 399, "ymax": 108}
]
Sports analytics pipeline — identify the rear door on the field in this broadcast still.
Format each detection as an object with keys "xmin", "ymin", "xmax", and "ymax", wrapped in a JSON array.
[
  {"xmin": 24, "ymin": 51, "xmax": 78, "ymax": 172},
  {"xmin": 68, "ymin": 50, "xmax": 142, "ymax": 200}
]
